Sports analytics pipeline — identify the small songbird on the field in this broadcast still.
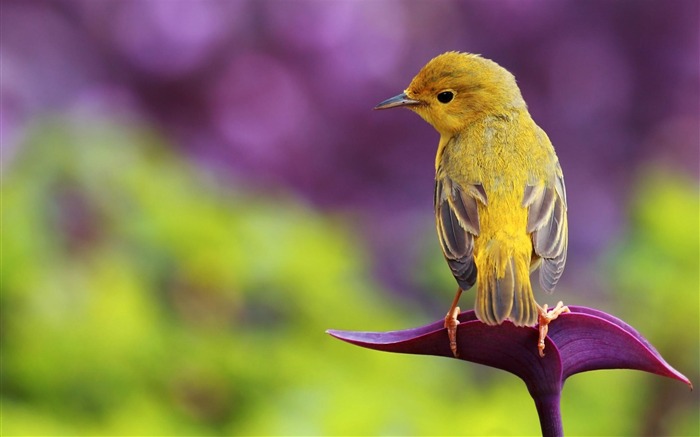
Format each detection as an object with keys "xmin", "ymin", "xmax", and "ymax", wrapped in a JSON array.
[{"xmin": 375, "ymin": 52, "xmax": 569, "ymax": 357}]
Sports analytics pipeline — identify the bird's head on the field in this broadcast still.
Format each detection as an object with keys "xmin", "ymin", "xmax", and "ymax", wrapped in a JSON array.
[{"xmin": 375, "ymin": 52, "xmax": 526, "ymax": 136}]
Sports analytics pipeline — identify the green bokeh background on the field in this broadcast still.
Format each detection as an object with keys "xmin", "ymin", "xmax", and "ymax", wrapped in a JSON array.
[{"xmin": 2, "ymin": 120, "xmax": 698, "ymax": 436}]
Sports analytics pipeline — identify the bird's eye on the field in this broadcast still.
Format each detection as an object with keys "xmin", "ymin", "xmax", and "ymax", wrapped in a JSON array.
[{"xmin": 437, "ymin": 91, "xmax": 454, "ymax": 104}]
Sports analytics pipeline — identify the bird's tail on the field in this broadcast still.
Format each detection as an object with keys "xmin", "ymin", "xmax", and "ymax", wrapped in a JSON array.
[{"xmin": 474, "ymin": 240, "xmax": 538, "ymax": 326}]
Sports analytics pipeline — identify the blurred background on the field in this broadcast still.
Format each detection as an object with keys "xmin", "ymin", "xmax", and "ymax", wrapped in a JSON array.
[{"xmin": 1, "ymin": 0, "xmax": 698, "ymax": 435}]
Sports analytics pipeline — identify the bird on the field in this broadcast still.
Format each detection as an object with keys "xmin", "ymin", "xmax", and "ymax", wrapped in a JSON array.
[{"xmin": 375, "ymin": 52, "xmax": 569, "ymax": 357}]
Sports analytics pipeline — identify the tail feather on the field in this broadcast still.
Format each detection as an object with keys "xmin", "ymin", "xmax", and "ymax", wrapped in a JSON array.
[
  {"xmin": 494, "ymin": 258, "xmax": 515, "ymax": 322},
  {"xmin": 475, "ymin": 241, "xmax": 538, "ymax": 326}
]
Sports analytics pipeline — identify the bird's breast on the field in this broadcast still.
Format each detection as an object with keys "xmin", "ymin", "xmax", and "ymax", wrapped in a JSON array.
[{"xmin": 438, "ymin": 123, "xmax": 535, "ymax": 243}]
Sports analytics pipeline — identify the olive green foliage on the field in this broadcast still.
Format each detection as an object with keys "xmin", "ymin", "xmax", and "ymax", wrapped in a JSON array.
[
  {"xmin": 560, "ymin": 170, "xmax": 700, "ymax": 437},
  {"xmin": 2, "ymin": 121, "xmax": 697, "ymax": 435},
  {"xmin": 603, "ymin": 170, "xmax": 699, "ymax": 436}
]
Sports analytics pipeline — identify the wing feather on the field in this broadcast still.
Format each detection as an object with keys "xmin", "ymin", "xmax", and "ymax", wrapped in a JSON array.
[
  {"xmin": 435, "ymin": 177, "xmax": 486, "ymax": 290},
  {"xmin": 524, "ymin": 170, "xmax": 568, "ymax": 293}
]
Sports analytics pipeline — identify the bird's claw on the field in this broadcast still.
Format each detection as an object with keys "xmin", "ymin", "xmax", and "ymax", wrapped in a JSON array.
[
  {"xmin": 537, "ymin": 301, "xmax": 570, "ymax": 357},
  {"xmin": 445, "ymin": 306, "xmax": 460, "ymax": 357}
]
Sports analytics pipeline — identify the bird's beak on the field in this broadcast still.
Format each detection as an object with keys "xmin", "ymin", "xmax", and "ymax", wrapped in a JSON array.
[{"xmin": 374, "ymin": 92, "xmax": 422, "ymax": 110}]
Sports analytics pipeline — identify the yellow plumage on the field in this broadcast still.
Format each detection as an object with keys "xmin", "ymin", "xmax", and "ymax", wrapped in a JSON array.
[{"xmin": 376, "ymin": 52, "xmax": 568, "ymax": 330}]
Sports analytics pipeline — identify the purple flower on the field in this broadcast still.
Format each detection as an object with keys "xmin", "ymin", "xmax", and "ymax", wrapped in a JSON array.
[{"xmin": 328, "ymin": 306, "xmax": 691, "ymax": 437}]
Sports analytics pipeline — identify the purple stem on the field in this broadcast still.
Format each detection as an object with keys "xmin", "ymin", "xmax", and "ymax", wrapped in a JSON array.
[{"xmin": 533, "ymin": 392, "xmax": 563, "ymax": 437}]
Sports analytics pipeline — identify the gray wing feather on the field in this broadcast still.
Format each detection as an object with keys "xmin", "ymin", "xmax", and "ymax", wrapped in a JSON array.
[
  {"xmin": 523, "ymin": 170, "xmax": 568, "ymax": 293},
  {"xmin": 435, "ymin": 178, "xmax": 486, "ymax": 290}
]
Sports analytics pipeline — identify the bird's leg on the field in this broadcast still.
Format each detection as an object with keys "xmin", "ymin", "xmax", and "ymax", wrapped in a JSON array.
[
  {"xmin": 444, "ymin": 287, "xmax": 463, "ymax": 358},
  {"xmin": 537, "ymin": 301, "xmax": 570, "ymax": 357}
]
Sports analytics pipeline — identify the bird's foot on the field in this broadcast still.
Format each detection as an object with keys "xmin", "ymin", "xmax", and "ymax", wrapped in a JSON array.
[
  {"xmin": 537, "ymin": 301, "xmax": 570, "ymax": 357},
  {"xmin": 444, "ymin": 305, "xmax": 461, "ymax": 358}
]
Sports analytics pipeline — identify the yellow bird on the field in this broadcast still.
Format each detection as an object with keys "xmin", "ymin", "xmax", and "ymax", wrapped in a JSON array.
[{"xmin": 375, "ymin": 52, "xmax": 569, "ymax": 357}]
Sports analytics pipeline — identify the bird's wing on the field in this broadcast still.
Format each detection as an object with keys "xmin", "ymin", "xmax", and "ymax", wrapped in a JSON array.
[
  {"xmin": 435, "ymin": 177, "xmax": 487, "ymax": 290},
  {"xmin": 522, "ymin": 169, "xmax": 568, "ymax": 293}
]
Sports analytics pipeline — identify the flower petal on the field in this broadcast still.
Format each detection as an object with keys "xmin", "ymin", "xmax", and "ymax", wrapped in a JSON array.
[
  {"xmin": 327, "ymin": 306, "xmax": 692, "ymax": 392},
  {"xmin": 549, "ymin": 306, "xmax": 692, "ymax": 388},
  {"xmin": 328, "ymin": 312, "xmax": 564, "ymax": 397}
]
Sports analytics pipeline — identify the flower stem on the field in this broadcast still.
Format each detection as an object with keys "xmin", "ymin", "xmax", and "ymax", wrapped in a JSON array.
[{"xmin": 533, "ymin": 393, "xmax": 563, "ymax": 437}]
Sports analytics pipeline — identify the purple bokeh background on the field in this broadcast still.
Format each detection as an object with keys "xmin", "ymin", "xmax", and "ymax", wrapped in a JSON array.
[{"xmin": 2, "ymin": 0, "xmax": 698, "ymax": 302}]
